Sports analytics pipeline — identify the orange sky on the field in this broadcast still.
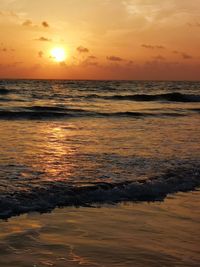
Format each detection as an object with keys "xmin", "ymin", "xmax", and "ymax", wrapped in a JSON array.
[{"xmin": 0, "ymin": 0, "xmax": 200, "ymax": 80}]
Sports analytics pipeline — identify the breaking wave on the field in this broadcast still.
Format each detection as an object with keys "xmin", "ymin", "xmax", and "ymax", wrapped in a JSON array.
[{"xmin": 0, "ymin": 166, "xmax": 199, "ymax": 220}]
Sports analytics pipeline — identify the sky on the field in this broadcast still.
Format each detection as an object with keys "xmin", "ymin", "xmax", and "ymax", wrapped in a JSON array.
[{"xmin": 0, "ymin": 0, "xmax": 200, "ymax": 80}]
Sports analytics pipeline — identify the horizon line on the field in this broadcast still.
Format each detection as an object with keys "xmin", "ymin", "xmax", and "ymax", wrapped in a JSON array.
[{"xmin": 0, "ymin": 78, "xmax": 200, "ymax": 82}]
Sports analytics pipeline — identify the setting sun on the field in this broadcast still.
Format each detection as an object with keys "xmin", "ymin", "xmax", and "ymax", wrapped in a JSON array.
[{"xmin": 50, "ymin": 47, "xmax": 66, "ymax": 62}]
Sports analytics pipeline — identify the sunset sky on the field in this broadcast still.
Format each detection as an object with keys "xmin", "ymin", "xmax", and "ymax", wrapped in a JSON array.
[{"xmin": 0, "ymin": 0, "xmax": 200, "ymax": 80}]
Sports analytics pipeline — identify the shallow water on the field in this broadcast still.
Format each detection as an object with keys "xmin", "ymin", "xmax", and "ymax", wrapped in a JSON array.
[
  {"xmin": 0, "ymin": 80, "xmax": 199, "ymax": 218},
  {"xmin": 0, "ymin": 191, "xmax": 199, "ymax": 267}
]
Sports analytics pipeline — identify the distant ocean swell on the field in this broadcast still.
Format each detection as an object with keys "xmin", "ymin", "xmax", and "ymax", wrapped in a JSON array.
[
  {"xmin": 1, "ymin": 87, "xmax": 200, "ymax": 103},
  {"xmin": 0, "ymin": 166, "xmax": 199, "ymax": 220},
  {"xmin": 87, "ymin": 92, "xmax": 200, "ymax": 102}
]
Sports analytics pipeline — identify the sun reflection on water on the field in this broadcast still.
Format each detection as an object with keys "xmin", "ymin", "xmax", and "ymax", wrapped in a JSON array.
[{"xmin": 32, "ymin": 124, "xmax": 77, "ymax": 182}]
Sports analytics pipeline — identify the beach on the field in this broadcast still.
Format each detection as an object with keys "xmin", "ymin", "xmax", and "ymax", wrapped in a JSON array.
[{"xmin": 0, "ymin": 190, "xmax": 200, "ymax": 267}]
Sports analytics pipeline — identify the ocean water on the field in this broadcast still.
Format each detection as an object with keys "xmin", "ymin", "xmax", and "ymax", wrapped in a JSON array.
[{"xmin": 0, "ymin": 80, "xmax": 199, "ymax": 219}]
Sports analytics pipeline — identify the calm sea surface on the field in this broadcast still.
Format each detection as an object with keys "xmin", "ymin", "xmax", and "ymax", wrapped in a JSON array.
[{"xmin": 0, "ymin": 80, "xmax": 199, "ymax": 219}]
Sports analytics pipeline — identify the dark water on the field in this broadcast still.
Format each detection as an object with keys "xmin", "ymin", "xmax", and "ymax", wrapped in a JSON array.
[{"xmin": 0, "ymin": 80, "xmax": 200, "ymax": 219}]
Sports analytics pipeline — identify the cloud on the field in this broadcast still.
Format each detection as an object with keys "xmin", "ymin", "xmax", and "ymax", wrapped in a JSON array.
[
  {"xmin": 22, "ymin": 19, "xmax": 50, "ymax": 29},
  {"xmin": 42, "ymin": 21, "xmax": 49, "ymax": 28},
  {"xmin": 87, "ymin": 55, "xmax": 97, "ymax": 60},
  {"xmin": 77, "ymin": 46, "xmax": 89, "ymax": 53},
  {"xmin": 126, "ymin": 60, "xmax": 134, "ymax": 66},
  {"xmin": 123, "ymin": 0, "xmax": 200, "ymax": 28},
  {"xmin": 156, "ymin": 45, "xmax": 165, "ymax": 49},
  {"xmin": 141, "ymin": 44, "xmax": 154, "ymax": 49},
  {"xmin": 182, "ymin": 53, "xmax": 193, "ymax": 59},
  {"xmin": 0, "ymin": 10, "xmax": 21, "ymax": 18},
  {"xmin": 153, "ymin": 55, "xmax": 166, "ymax": 60},
  {"xmin": 142, "ymin": 44, "xmax": 166, "ymax": 49},
  {"xmin": 0, "ymin": 46, "xmax": 15, "ymax": 53},
  {"xmin": 80, "ymin": 56, "xmax": 99, "ymax": 67},
  {"xmin": 38, "ymin": 51, "xmax": 44, "ymax": 58},
  {"xmin": 59, "ymin": 61, "xmax": 67, "ymax": 67},
  {"xmin": 107, "ymin": 56, "xmax": 124, "ymax": 61},
  {"xmin": 35, "ymin": 37, "xmax": 51, "ymax": 42},
  {"xmin": 0, "ymin": 48, "xmax": 7, "ymax": 52},
  {"xmin": 172, "ymin": 50, "xmax": 193, "ymax": 59},
  {"xmin": 83, "ymin": 61, "xmax": 99, "ymax": 67},
  {"xmin": 22, "ymin": 19, "xmax": 33, "ymax": 26}
]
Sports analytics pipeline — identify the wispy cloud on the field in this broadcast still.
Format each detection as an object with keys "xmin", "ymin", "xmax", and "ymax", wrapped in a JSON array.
[
  {"xmin": 22, "ymin": 19, "xmax": 50, "ymax": 29},
  {"xmin": 87, "ymin": 55, "xmax": 97, "ymax": 60},
  {"xmin": 0, "ymin": 48, "xmax": 7, "ymax": 52},
  {"xmin": 77, "ymin": 46, "xmax": 89, "ymax": 53},
  {"xmin": 123, "ymin": 0, "xmax": 200, "ymax": 26},
  {"xmin": 172, "ymin": 50, "xmax": 193, "ymax": 59},
  {"xmin": 0, "ymin": 45, "xmax": 15, "ymax": 53},
  {"xmin": 142, "ymin": 44, "xmax": 165, "ymax": 49},
  {"xmin": 22, "ymin": 19, "xmax": 33, "ymax": 27},
  {"xmin": 182, "ymin": 53, "xmax": 193, "ymax": 59},
  {"xmin": 35, "ymin": 37, "xmax": 51, "ymax": 42},
  {"xmin": 73, "ymin": 55, "xmax": 99, "ymax": 67},
  {"xmin": 82, "ymin": 59, "xmax": 99, "ymax": 67},
  {"xmin": 107, "ymin": 56, "xmax": 124, "ymax": 61},
  {"xmin": 0, "ymin": 10, "xmax": 22, "ymax": 19}
]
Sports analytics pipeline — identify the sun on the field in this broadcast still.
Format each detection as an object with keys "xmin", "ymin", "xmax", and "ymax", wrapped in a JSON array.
[{"xmin": 50, "ymin": 47, "xmax": 67, "ymax": 62}]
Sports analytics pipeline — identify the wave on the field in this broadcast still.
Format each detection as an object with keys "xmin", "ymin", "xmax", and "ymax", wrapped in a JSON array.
[
  {"xmin": 0, "ymin": 166, "xmax": 199, "ymax": 220},
  {"xmin": 190, "ymin": 108, "xmax": 200, "ymax": 113},
  {"xmin": 0, "ymin": 108, "xmax": 188, "ymax": 120},
  {"xmin": 0, "ymin": 97, "xmax": 12, "ymax": 102},
  {"xmin": 0, "ymin": 88, "xmax": 11, "ymax": 95},
  {"xmin": 90, "ymin": 92, "xmax": 200, "ymax": 102},
  {"xmin": 28, "ymin": 105, "xmax": 72, "ymax": 112}
]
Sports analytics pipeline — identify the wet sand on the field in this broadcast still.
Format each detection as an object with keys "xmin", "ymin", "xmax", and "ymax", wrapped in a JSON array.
[{"xmin": 0, "ymin": 190, "xmax": 199, "ymax": 267}]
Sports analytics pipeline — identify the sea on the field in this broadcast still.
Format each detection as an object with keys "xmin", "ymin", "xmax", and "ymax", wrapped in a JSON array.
[{"xmin": 0, "ymin": 80, "xmax": 199, "ymax": 219}]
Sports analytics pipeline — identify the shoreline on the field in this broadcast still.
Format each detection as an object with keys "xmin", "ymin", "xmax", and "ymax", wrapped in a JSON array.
[
  {"xmin": 1, "ymin": 171, "xmax": 200, "ymax": 221},
  {"xmin": 0, "ymin": 190, "xmax": 199, "ymax": 267}
]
